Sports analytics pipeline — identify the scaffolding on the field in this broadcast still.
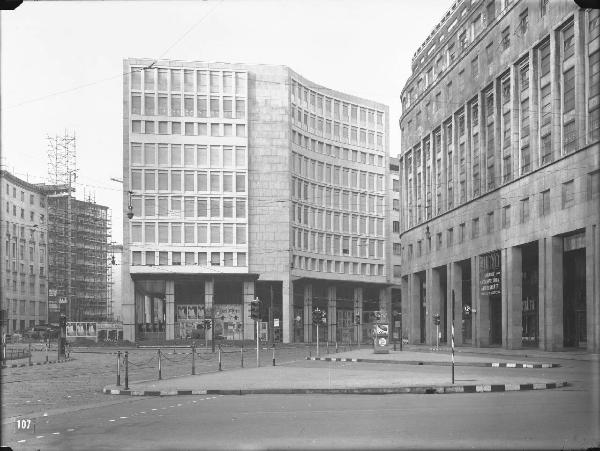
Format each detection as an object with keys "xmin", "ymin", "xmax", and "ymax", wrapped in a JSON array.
[{"xmin": 45, "ymin": 132, "xmax": 110, "ymax": 322}]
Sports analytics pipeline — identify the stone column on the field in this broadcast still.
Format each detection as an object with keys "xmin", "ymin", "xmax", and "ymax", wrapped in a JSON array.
[
  {"xmin": 474, "ymin": 255, "xmax": 490, "ymax": 347},
  {"xmin": 282, "ymin": 277, "xmax": 292, "ymax": 344},
  {"xmin": 122, "ymin": 277, "xmax": 136, "ymax": 342},
  {"xmin": 204, "ymin": 278, "xmax": 214, "ymax": 341},
  {"xmin": 165, "ymin": 280, "xmax": 175, "ymax": 341},
  {"xmin": 586, "ymin": 224, "xmax": 599, "ymax": 352},
  {"xmin": 471, "ymin": 256, "xmax": 479, "ymax": 347},
  {"xmin": 539, "ymin": 236, "xmax": 563, "ymax": 350},
  {"xmin": 303, "ymin": 284, "xmax": 312, "ymax": 343},
  {"xmin": 328, "ymin": 286, "xmax": 337, "ymax": 343},
  {"xmin": 449, "ymin": 262, "xmax": 463, "ymax": 346},
  {"xmin": 243, "ymin": 280, "xmax": 255, "ymax": 340},
  {"xmin": 504, "ymin": 246, "xmax": 523, "ymax": 349},
  {"xmin": 353, "ymin": 287, "xmax": 363, "ymax": 344},
  {"xmin": 400, "ymin": 277, "xmax": 408, "ymax": 343},
  {"xmin": 408, "ymin": 273, "xmax": 421, "ymax": 344},
  {"xmin": 429, "ymin": 267, "xmax": 442, "ymax": 346},
  {"xmin": 144, "ymin": 296, "xmax": 152, "ymax": 324}
]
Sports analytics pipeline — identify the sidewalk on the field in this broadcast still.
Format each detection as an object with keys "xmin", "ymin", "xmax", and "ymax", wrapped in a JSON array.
[
  {"xmin": 103, "ymin": 347, "xmax": 569, "ymax": 397},
  {"xmin": 400, "ymin": 343, "xmax": 599, "ymax": 362}
]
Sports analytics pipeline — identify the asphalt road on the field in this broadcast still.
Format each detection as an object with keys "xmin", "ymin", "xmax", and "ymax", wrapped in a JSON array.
[
  {"xmin": 4, "ymin": 388, "xmax": 599, "ymax": 450},
  {"xmin": 2, "ymin": 347, "xmax": 598, "ymax": 450}
]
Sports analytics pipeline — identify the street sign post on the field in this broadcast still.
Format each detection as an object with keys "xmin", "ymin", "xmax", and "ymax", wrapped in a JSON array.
[{"xmin": 451, "ymin": 290, "xmax": 455, "ymax": 384}]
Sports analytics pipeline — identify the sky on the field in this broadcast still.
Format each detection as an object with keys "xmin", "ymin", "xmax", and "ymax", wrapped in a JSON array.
[{"xmin": 1, "ymin": 0, "xmax": 451, "ymax": 243}]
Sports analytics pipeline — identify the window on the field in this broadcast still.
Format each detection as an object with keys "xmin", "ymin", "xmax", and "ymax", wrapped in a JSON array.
[
  {"xmin": 518, "ymin": 9, "xmax": 528, "ymax": 34},
  {"xmin": 486, "ymin": 211, "xmax": 494, "ymax": 233},
  {"xmin": 520, "ymin": 197, "xmax": 530, "ymax": 223},
  {"xmin": 540, "ymin": 189, "xmax": 551, "ymax": 216},
  {"xmin": 521, "ymin": 145, "xmax": 531, "ymax": 174},
  {"xmin": 447, "ymin": 228, "xmax": 453, "ymax": 247},
  {"xmin": 590, "ymin": 51, "xmax": 600, "ymax": 140},
  {"xmin": 502, "ymin": 205, "xmax": 511, "ymax": 228},
  {"xmin": 486, "ymin": 1, "xmax": 496, "ymax": 23},
  {"xmin": 563, "ymin": 68, "xmax": 575, "ymax": 114},
  {"xmin": 541, "ymin": 133, "xmax": 552, "ymax": 164},
  {"xmin": 501, "ymin": 27, "xmax": 510, "ymax": 51},
  {"xmin": 563, "ymin": 23, "xmax": 574, "ymax": 60},
  {"xmin": 562, "ymin": 180, "xmax": 574, "ymax": 208},
  {"xmin": 540, "ymin": 84, "xmax": 551, "ymax": 128},
  {"xmin": 540, "ymin": 0, "xmax": 548, "ymax": 17},
  {"xmin": 471, "ymin": 57, "xmax": 479, "ymax": 78},
  {"xmin": 588, "ymin": 170, "xmax": 600, "ymax": 201},
  {"xmin": 539, "ymin": 42, "xmax": 550, "ymax": 77},
  {"xmin": 459, "ymin": 223, "xmax": 465, "ymax": 243}
]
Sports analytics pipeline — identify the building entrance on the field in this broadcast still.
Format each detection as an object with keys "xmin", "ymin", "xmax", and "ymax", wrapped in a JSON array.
[
  {"xmin": 521, "ymin": 242, "xmax": 539, "ymax": 347},
  {"xmin": 563, "ymin": 245, "xmax": 586, "ymax": 348},
  {"xmin": 489, "ymin": 295, "xmax": 502, "ymax": 345}
]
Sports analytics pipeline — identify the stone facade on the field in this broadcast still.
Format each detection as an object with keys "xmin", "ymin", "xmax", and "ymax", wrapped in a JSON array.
[
  {"xmin": 398, "ymin": 1, "xmax": 599, "ymax": 351},
  {"xmin": 122, "ymin": 59, "xmax": 392, "ymax": 344}
]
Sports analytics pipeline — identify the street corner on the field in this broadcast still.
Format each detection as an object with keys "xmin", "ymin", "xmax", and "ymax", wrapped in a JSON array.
[{"xmin": 101, "ymin": 381, "xmax": 570, "ymax": 397}]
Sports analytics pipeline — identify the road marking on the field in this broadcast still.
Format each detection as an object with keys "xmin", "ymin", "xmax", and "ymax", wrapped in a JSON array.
[
  {"xmin": 52, "ymin": 432, "xmax": 60, "ymax": 435},
  {"xmin": 151, "ymin": 408, "xmax": 157, "ymax": 411},
  {"xmin": 17, "ymin": 439, "xmax": 26, "ymax": 443},
  {"xmin": 36, "ymin": 435, "xmax": 44, "ymax": 439},
  {"xmin": 109, "ymin": 419, "xmax": 115, "ymax": 422},
  {"xmin": 140, "ymin": 411, "xmax": 146, "ymax": 414},
  {"xmin": 119, "ymin": 416, "xmax": 127, "ymax": 419},
  {"xmin": 67, "ymin": 428, "xmax": 75, "ymax": 432}
]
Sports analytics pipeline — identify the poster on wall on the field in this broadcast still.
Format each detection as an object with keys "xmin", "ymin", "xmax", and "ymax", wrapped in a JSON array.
[
  {"xmin": 66, "ymin": 322, "xmax": 97, "ymax": 338},
  {"xmin": 479, "ymin": 250, "xmax": 501, "ymax": 296}
]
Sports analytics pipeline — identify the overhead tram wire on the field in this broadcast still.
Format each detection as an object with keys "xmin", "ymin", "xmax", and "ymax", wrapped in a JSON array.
[{"xmin": 3, "ymin": 0, "xmax": 223, "ymax": 112}]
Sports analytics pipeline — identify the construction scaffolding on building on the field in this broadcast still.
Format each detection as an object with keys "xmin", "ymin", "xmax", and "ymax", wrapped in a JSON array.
[{"xmin": 45, "ymin": 133, "xmax": 110, "ymax": 323}]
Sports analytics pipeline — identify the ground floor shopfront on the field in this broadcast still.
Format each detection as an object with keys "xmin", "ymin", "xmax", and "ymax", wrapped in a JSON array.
[
  {"xmin": 121, "ymin": 274, "xmax": 394, "ymax": 344},
  {"xmin": 401, "ymin": 227, "xmax": 600, "ymax": 352}
]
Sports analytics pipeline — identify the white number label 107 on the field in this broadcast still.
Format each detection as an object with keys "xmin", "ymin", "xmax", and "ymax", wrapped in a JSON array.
[{"xmin": 16, "ymin": 418, "xmax": 34, "ymax": 432}]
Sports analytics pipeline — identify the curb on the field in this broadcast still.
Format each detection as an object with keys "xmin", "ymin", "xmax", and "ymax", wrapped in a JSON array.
[
  {"xmin": 103, "ymin": 381, "xmax": 568, "ymax": 396},
  {"xmin": 1, "ymin": 358, "xmax": 73, "ymax": 369},
  {"xmin": 306, "ymin": 356, "xmax": 560, "ymax": 368}
]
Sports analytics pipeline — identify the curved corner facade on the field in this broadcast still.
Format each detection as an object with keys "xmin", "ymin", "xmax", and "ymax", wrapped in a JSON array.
[
  {"xmin": 121, "ymin": 59, "xmax": 391, "ymax": 344},
  {"xmin": 398, "ymin": 1, "xmax": 599, "ymax": 351}
]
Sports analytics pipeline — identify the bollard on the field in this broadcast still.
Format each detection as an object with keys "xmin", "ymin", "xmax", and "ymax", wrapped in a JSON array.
[
  {"xmin": 116, "ymin": 351, "xmax": 121, "ymax": 386},
  {"xmin": 240, "ymin": 346, "xmax": 244, "ymax": 368},
  {"xmin": 28, "ymin": 343, "xmax": 32, "ymax": 366},
  {"xmin": 326, "ymin": 340, "xmax": 329, "ymax": 355},
  {"xmin": 335, "ymin": 342, "xmax": 338, "ymax": 353},
  {"xmin": 218, "ymin": 345, "xmax": 222, "ymax": 371},
  {"xmin": 124, "ymin": 351, "xmax": 129, "ymax": 390},
  {"xmin": 191, "ymin": 344, "xmax": 196, "ymax": 376},
  {"xmin": 158, "ymin": 349, "xmax": 162, "ymax": 380},
  {"xmin": 272, "ymin": 345, "xmax": 275, "ymax": 366}
]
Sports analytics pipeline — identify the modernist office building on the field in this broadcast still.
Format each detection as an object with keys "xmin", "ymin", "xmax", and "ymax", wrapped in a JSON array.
[
  {"xmin": 1, "ymin": 170, "xmax": 49, "ymax": 334},
  {"xmin": 122, "ymin": 59, "xmax": 391, "ymax": 344},
  {"xmin": 398, "ymin": 1, "xmax": 599, "ymax": 351}
]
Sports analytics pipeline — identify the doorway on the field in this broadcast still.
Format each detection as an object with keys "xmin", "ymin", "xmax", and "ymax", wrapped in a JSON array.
[
  {"xmin": 489, "ymin": 295, "xmax": 502, "ymax": 345},
  {"xmin": 563, "ymin": 248, "xmax": 586, "ymax": 348}
]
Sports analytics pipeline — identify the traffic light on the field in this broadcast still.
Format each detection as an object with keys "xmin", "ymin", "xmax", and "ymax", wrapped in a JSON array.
[
  {"xmin": 274, "ymin": 328, "xmax": 281, "ymax": 342},
  {"xmin": 250, "ymin": 299, "xmax": 260, "ymax": 321},
  {"xmin": 433, "ymin": 314, "xmax": 440, "ymax": 326},
  {"xmin": 321, "ymin": 311, "xmax": 327, "ymax": 324},
  {"xmin": 312, "ymin": 308, "xmax": 322, "ymax": 325},
  {"xmin": 203, "ymin": 319, "xmax": 212, "ymax": 330}
]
